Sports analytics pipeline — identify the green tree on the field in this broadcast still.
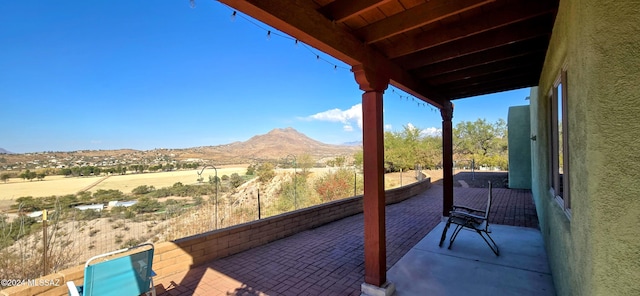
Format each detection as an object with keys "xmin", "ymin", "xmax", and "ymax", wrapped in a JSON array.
[
  {"xmin": 256, "ymin": 162, "xmax": 275, "ymax": 183},
  {"xmin": 453, "ymin": 118, "xmax": 508, "ymax": 169},
  {"xmin": 277, "ymin": 174, "xmax": 312, "ymax": 211},
  {"xmin": 353, "ymin": 151, "xmax": 363, "ymax": 171},
  {"xmin": 297, "ymin": 154, "xmax": 315, "ymax": 175},
  {"xmin": 59, "ymin": 168, "xmax": 73, "ymax": 176},
  {"xmin": 19, "ymin": 170, "xmax": 37, "ymax": 181},
  {"xmin": 246, "ymin": 164, "xmax": 255, "ymax": 175},
  {"xmin": 229, "ymin": 173, "xmax": 244, "ymax": 188}
]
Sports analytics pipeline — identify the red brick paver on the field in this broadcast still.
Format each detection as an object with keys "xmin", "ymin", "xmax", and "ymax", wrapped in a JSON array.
[{"xmin": 155, "ymin": 184, "xmax": 537, "ymax": 296}]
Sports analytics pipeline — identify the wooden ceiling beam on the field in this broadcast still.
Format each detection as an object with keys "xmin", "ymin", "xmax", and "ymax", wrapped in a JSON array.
[
  {"xmin": 427, "ymin": 54, "xmax": 547, "ymax": 85},
  {"xmin": 395, "ymin": 15, "xmax": 554, "ymax": 70},
  {"xmin": 318, "ymin": 0, "xmax": 393, "ymax": 23},
  {"xmin": 219, "ymin": 0, "xmax": 447, "ymax": 106},
  {"xmin": 447, "ymin": 79, "xmax": 537, "ymax": 99},
  {"xmin": 440, "ymin": 69, "xmax": 540, "ymax": 92},
  {"xmin": 412, "ymin": 37, "xmax": 549, "ymax": 78},
  {"xmin": 386, "ymin": 1, "xmax": 557, "ymax": 58},
  {"xmin": 356, "ymin": 0, "xmax": 494, "ymax": 45}
]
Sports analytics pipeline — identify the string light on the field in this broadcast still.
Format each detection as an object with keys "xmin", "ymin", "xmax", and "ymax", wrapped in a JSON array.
[{"xmin": 215, "ymin": 1, "xmax": 438, "ymax": 112}]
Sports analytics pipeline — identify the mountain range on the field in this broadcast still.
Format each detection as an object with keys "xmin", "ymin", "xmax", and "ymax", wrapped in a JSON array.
[
  {"xmin": 0, "ymin": 128, "xmax": 361, "ymax": 166},
  {"xmin": 175, "ymin": 127, "xmax": 360, "ymax": 163}
]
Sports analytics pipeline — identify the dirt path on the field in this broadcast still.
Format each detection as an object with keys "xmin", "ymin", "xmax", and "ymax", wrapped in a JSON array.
[{"xmin": 78, "ymin": 175, "xmax": 111, "ymax": 193}]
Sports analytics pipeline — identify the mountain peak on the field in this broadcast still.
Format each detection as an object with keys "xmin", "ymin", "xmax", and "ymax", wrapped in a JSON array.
[
  {"xmin": 0, "ymin": 148, "xmax": 12, "ymax": 154},
  {"xmin": 225, "ymin": 127, "xmax": 358, "ymax": 160}
]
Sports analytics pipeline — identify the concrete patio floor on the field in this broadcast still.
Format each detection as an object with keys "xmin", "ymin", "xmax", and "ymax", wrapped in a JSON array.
[
  {"xmin": 388, "ymin": 222, "xmax": 555, "ymax": 296},
  {"xmin": 154, "ymin": 184, "xmax": 543, "ymax": 296}
]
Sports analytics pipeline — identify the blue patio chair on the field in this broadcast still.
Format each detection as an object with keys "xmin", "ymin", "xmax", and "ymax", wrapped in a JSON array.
[
  {"xmin": 439, "ymin": 181, "xmax": 499, "ymax": 256},
  {"xmin": 67, "ymin": 243, "xmax": 156, "ymax": 296}
]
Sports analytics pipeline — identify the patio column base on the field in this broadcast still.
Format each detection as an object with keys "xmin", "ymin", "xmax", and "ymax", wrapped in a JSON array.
[{"xmin": 360, "ymin": 281, "xmax": 396, "ymax": 296}]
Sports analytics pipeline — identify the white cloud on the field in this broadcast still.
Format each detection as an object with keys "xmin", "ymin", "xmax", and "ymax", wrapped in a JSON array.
[
  {"xmin": 305, "ymin": 104, "xmax": 363, "ymax": 131},
  {"xmin": 385, "ymin": 124, "xmax": 393, "ymax": 131},
  {"xmin": 406, "ymin": 123, "xmax": 442, "ymax": 137},
  {"xmin": 421, "ymin": 127, "xmax": 442, "ymax": 137}
]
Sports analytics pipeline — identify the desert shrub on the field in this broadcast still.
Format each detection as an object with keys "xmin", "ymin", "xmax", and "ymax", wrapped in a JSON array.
[
  {"xmin": 131, "ymin": 197, "xmax": 161, "ymax": 214},
  {"xmin": 314, "ymin": 168, "xmax": 355, "ymax": 202},
  {"xmin": 192, "ymin": 196, "xmax": 204, "ymax": 206},
  {"xmin": 11, "ymin": 196, "xmax": 41, "ymax": 212},
  {"xmin": 132, "ymin": 185, "xmax": 155, "ymax": 195},
  {"xmin": 121, "ymin": 238, "xmax": 144, "ymax": 248},
  {"xmin": 93, "ymin": 189, "xmax": 124, "ymax": 203},
  {"xmin": 148, "ymin": 188, "xmax": 172, "ymax": 198},
  {"xmin": 256, "ymin": 162, "xmax": 275, "ymax": 182},
  {"xmin": 229, "ymin": 173, "xmax": 244, "ymax": 188},
  {"xmin": 111, "ymin": 221, "xmax": 125, "ymax": 229},
  {"xmin": 58, "ymin": 194, "xmax": 79, "ymax": 208},
  {"xmin": 0, "ymin": 214, "xmax": 38, "ymax": 249},
  {"xmin": 77, "ymin": 191, "xmax": 93, "ymax": 202},
  {"xmin": 73, "ymin": 208, "xmax": 102, "ymax": 221},
  {"xmin": 89, "ymin": 229, "xmax": 100, "ymax": 237}
]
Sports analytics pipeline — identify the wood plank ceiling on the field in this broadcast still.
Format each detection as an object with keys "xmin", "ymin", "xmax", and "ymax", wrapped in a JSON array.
[{"xmin": 220, "ymin": 0, "xmax": 559, "ymax": 108}]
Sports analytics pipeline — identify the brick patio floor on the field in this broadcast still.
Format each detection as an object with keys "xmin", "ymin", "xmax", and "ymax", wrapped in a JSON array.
[{"xmin": 155, "ymin": 184, "xmax": 538, "ymax": 296}]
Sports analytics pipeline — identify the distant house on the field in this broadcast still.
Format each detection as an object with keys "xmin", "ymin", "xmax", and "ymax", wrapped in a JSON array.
[
  {"xmin": 107, "ymin": 200, "xmax": 137, "ymax": 208},
  {"xmin": 74, "ymin": 204, "xmax": 104, "ymax": 212},
  {"xmin": 27, "ymin": 211, "xmax": 43, "ymax": 218}
]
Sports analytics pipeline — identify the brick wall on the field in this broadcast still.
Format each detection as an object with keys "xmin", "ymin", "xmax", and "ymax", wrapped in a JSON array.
[{"xmin": 1, "ymin": 178, "xmax": 430, "ymax": 296}]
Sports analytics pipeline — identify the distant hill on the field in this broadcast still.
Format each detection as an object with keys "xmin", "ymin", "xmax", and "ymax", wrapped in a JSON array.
[
  {"xmin": 0, "ymin": 128, "xmax": 361, "ymax": 168},
  {"xmin": 173, "ymin": 127, "xmax": 361, "ymax": 164},
  {"xmin": 0, "ymin": 148, "xmax": 12, "ymax": 154},
  {"xmin": 342, "ymin": 141, "xmax": 363, "ymax": 146}
]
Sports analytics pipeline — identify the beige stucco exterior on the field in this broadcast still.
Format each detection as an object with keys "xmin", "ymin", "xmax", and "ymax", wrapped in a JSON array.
[{"xmin": 530, "ymin": 0, "xmax": 640, "ymax": 295}]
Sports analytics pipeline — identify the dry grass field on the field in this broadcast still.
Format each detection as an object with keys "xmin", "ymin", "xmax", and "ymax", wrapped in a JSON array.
[
  {"xmin": 0, "ymin": 166, "xmax": 249, "ymax": 203},
  {"xmin": 92, "ymin": 166, "xmax": 248, "ymax": 193},
  {"xmin": 0, "ymin": 176, "xmax": 98, "ymax": 201}
]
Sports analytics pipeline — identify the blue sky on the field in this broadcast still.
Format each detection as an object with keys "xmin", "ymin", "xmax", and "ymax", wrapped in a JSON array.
[{"xmin": 0, "ymin": 1, "xmax": 530, "ymax": 154}]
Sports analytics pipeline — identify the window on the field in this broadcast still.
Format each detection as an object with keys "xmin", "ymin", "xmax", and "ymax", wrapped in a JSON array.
[{"xmin": 549, "ymin": 67, "xmax": 570, "ymax": 215}]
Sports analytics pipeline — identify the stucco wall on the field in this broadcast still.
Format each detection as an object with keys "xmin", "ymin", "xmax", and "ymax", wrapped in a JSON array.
[
  {"xmin": 531, "ymin": 0, "xmax": 640, "ymax": 295},
  {"xmin": 507, "ymin": 105, "xmax": 531, "ymax": 189}
]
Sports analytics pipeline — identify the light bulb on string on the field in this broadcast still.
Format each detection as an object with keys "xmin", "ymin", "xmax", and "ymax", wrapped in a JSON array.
[
  {"xmin": 295, "ymin": 39, "xmax": 299, "ymax": 47},
  {"xmin": 231, "ymin": 11, "xmax": 237, "ymax": 22},
  {"xmin": 267, "ymin": 30, "xmax": 271, "ymax": 41}
]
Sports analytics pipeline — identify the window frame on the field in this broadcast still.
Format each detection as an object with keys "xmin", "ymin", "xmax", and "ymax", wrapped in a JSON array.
[{"xmin": 548, "ymin": 65, "xmax": 571, "ymax": 217}]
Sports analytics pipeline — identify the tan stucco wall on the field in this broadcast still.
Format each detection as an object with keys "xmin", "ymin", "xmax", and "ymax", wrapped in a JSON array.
[{"xmin": 531, "ymin": 0, "xmax": 640, "ymax": 295}]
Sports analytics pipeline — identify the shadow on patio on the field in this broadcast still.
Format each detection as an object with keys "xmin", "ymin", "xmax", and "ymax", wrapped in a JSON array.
[{"xmin": 154, "ymin": 177, "xmax": 542, "ymax": 296}]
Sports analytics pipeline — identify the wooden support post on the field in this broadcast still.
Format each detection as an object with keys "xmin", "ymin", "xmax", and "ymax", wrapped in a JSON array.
[
  {"xmin": 441, "ymin": 101, "xmax": 454, "ymax": 216},
  {"xmin": 353, "ymin": 65, "xmax": 389, "ymax": 287}
]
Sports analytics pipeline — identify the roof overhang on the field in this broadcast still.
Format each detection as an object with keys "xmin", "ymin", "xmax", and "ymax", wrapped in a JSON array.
[{"xmin": 220, "ymin": 0, "xmax": 558, "ymax": 107}]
